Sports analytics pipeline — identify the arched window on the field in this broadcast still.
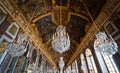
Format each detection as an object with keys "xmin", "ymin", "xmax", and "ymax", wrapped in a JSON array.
[
  {"xmin": 80, "ymin": 54, "xmax": 88, "ymax": 73},
  {"xmin": 74, "ymin": 60, "xmax": 79, "ymax": 73},
  {"xmin": 38, "ymin": 55, "xmax": 42, "ymax": 67},
  {"xmin": 31, "ymin": 49, "xmax": 37, "ymax": 64},
  {"xmin": 85, "ymin": 49, "xmax": 98, "ymax": 73},
  {"xmin": 71, "ymin": 60, "xmax": 79, "ymax": 73}
]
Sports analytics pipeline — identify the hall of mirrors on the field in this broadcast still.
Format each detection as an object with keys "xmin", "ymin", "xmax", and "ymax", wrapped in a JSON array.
[{"xmin": 0, "ymin": 0, "xmax": 120, "ymax": 73}]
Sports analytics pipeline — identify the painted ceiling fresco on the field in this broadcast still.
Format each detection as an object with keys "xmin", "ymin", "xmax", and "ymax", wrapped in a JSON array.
[{"xmin": 14, "ymin": 0, "xmax": 106, "ymax": 67}]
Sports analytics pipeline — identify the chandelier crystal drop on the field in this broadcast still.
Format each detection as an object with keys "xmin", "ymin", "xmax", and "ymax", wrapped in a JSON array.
[
  {"xmin": 52, "ymin": 25, "xmax": 70, "ymax": 53},
  {"xmin": 94, "ymin": 32, "xmax": 118, "ymax": 55}
]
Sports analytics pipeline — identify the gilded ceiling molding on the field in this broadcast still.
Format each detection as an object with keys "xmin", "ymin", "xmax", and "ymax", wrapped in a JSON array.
[
  {"xmin": 70, "ymin": 38, "xmax": 79, "ymax": 47},
  {"xmin": 45, "ymin": 39, "xmax": 52, "ymax": 46},
  {"xmin": 32, "ymin": 10, "xmax": 89, "ymax": 25},
  {"xmin": 51, "ymin": 10, "xmax": 89, "ymax": 25},
  {"xmin": 51, "ymin": 7, "xmax": 70, "ymax": 25},
  {"xmin": 0, "ymin": 0, "xmax": 57, "ymax": 68},
  {"xmin": 69, "ymin": 12, "xmax": 89, "ymax": 21},
  {"xmin": 32, "ymin": 0, "xmax": 89, "ymax": 25},
  {"xmin": 32, "ymin": 12, "xmax": 52, "ymax": 23},
  {"xmin": 52, "ymin": 0, "xmax": 67, "ymax": 25}
]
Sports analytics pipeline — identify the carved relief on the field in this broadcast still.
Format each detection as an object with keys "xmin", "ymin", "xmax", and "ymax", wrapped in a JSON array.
[
  {"xmin": 0, "ymin": 41, "xmax": 8, "ymax": 56},
  {"xmin": 52, "ymin": 8, "xmax": 69, "ymax": 25}
]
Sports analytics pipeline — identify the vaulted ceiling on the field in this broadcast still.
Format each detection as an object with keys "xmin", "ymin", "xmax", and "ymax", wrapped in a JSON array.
[{"xmin": 13, "ymin": 0, "xmax": 106, "ymax": 68}]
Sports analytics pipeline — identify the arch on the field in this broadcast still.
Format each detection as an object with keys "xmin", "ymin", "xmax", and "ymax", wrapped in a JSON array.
[{"xmin": 30, "ymin": 47, "xmax": 37, "ymax": 57}]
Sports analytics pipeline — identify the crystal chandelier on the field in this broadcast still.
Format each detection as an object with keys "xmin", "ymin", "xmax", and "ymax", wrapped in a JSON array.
[
  {"xmin": 82, "ymin": 0, "xmax": 118, "ymax": 55},
  {"xmin": 7, "ymin": 33, "xmax": 28, "ymax": 57},
  {"xmin": 94, "ymin": 32, "xmax": 118, "ymax": 55},
  {"xmin": 7, "ymin": 43, "xmax": 27, "ymax": 57},
  {"xmin": 52, "ymin": 25, "xmax": 70, "ymax": 53}
]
